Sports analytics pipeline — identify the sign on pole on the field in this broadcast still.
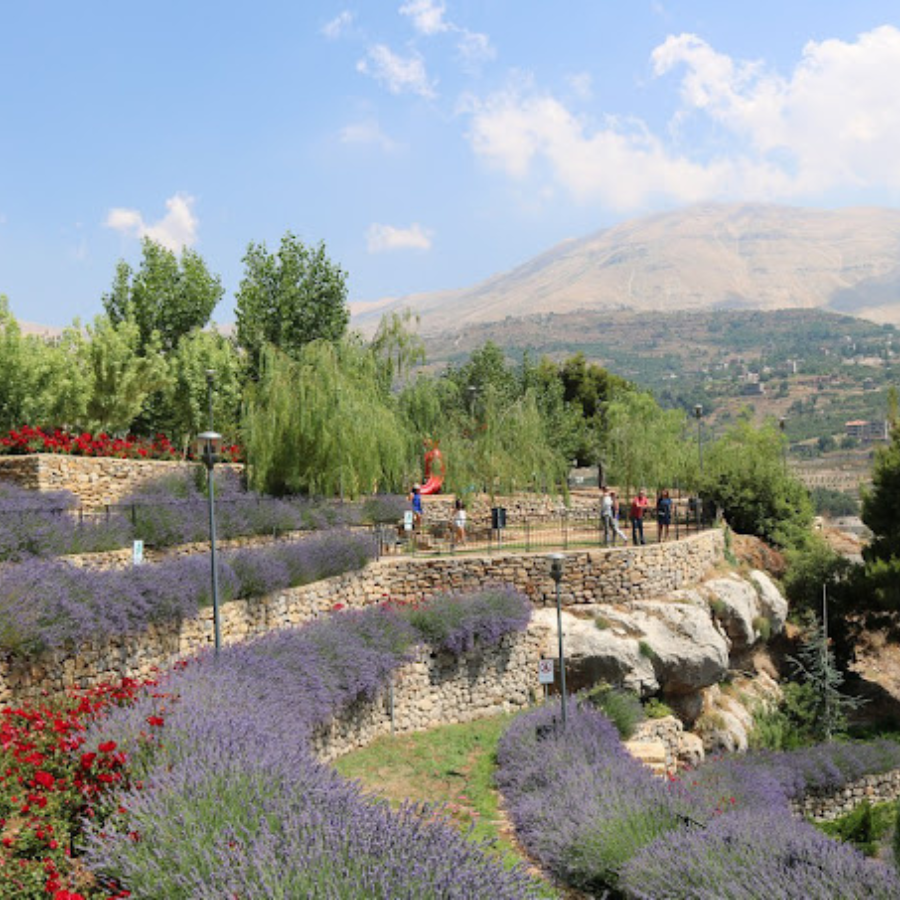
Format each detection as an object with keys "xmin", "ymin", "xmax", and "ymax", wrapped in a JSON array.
[
  {"xmin": 403, "ymin": 511, "xmax": 414, "ymax": 531},
  {"xmin": 132, "ymin": 539, "xmax": 144, "ymax": 566},
  {"xmin": 538, "ymin": 658, "xmax": 555, "ymax": 684}
]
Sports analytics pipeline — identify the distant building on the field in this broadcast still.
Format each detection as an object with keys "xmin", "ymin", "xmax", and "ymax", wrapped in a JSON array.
[{"xmin": 845, "ymin": 419, "xmax": 889, "ymax": 442}]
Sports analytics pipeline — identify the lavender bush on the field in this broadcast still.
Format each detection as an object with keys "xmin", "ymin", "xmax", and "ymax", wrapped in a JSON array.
[
  {"xmin": 621, "ymin": 808, "xmax": 900, "ymax": 899},
  {"xmin": 0, "ymin": 529, "xmax": 376, "ymax": 653},
  {"xmin": 0, "ymin": 482, "xmax": 131, "ymax": 561},
  {"xmin": 496, "ymin": 702, "xmax": 900, "ymax": 898},
  {"xmin": 125, "ymin": 470, "xmax": 365, "ymax": 548},
  {"xmin": 82, "ymin": 602, "xmax": 541, "ymax": 898},
  {"xmin": 402, "ymin": 587, "xmax": 532, "ymax": 655},
  {"xmin": 496, "ymin": 700, "xmax": 692, "ymax": 893}
]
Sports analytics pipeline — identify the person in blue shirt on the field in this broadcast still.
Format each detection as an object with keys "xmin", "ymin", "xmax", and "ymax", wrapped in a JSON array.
[{"xmin": 409, "ymin": 483, "xmax": 423, "ymax": 529}]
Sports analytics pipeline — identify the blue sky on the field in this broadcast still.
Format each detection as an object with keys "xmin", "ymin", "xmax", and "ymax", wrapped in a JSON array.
[{"xmin": 3, "ymin": 1, "xmax": 900, "ymax": 327}]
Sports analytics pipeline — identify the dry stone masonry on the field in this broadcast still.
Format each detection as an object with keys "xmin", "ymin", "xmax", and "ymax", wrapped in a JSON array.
[
  {"xmin": 0, "ymin": 454, "xmax": 242, "ymax": 508},
  {"xmin": 312, "ymin": 629, "xmax": 546, "ymax": 761}
]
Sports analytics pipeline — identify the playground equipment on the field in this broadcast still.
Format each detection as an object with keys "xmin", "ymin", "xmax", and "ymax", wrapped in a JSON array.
[{"xmin": 420, "ymin": 439, "xmax": 445, "ymax": 494}]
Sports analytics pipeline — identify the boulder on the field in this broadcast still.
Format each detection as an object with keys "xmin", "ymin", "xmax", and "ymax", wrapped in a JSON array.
[
  {"xmin": 605, "ymin": 594, "xmax": 730, "ymax": 696},
  {"xmin": 748, "ymin": 569, "xmax": 788, "ymax": 634},
  {"xmin": 530, "ymin": 609, "xmax": 659, "ymax": 695},
  {"xmin": 704, "ymin": 575, "xmax": 760, "ymax": 652}
]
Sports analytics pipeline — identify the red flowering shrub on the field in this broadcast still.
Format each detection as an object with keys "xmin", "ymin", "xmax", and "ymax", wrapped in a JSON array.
[
  {"xmin": 0, "ymin": 427, "xmax": 242, "ymax": 464},
  {"xmin": 0, "ymin": 679, "xmax": 156, "ymax": 899}
]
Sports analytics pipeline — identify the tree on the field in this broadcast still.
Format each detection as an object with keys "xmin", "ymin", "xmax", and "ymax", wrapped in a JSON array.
[
  {"xmin": 860, "ymin": 422, "xmax": 900, "ymax": 607},
  {"xmin": 243, "ymin": 341, "xmax": 411, "ymax": 497},
  {"xmin": 603, "ymin": 391, "xmax": 691, "ymax": 495},
  {"xmin": 369, "ymin": 309, "xmax": 426, "ymax": 393},
  {"xmin": 82, "ymin": 314, "xmax": 171, "ymax": 434},
  {"xmin": 159, "ymin": 330, "xmax": 243, "ymax": 450},
  {"xmin": 0, "ymin": 297, "xmax": 39, "ymax": 429},
  {"xmin": 701, "ymin": 418, "xmax": 814, "ymax": 548},
  {"xmin": 103, "ymin": 239, "xmax": 224, "ymax": 353},
  {"xmin": 235, "ymin": 233, "xmax": 349, "ymax": 377}
]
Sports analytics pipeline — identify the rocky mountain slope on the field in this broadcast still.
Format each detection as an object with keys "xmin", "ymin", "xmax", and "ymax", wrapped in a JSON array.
[{"xmin": 353, "ymin": 203, "xmax": 900, "ymax": 333}]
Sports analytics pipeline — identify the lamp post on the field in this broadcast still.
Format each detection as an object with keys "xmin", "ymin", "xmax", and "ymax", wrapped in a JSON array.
[
  {"xmin": 694, "ymin": 404, "xmax": 704, "ymax": 475},
  {"xmin": 196, "ymin": 430, "xmax": 223, "ymax": 655},
  {"xmin": 779, "ymin": 416, "xmax": 787, "ymax": 477},
  {"xmin": 205, "ymin": 369, "xmax": 215, "ymax": 432},
  {"xmin": 548, "ymin": 553, "xmax": 568, "ymax": 727}
]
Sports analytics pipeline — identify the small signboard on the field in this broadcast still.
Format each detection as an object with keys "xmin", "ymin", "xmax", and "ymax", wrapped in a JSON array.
[
  {"xmin": 538, "ymin": 658, "xmax": 555, "ymax": 684},
  {"xmin": 403, "ymin": 511, "xmax": 414, "ymax": 532},
  {"xmin": 132, "ymin": 539, "xmax": 144, "ymax": 567}
]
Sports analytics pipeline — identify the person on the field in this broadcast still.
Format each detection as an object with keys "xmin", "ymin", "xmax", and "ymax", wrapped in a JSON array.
[
  {"xmin": 608, "ymin": 489, "xmax": 628, "ymax": 545},
  {"xmin": 600, "ymin": 488, "xmax": 615, "ymax": 546},
  {"xmin": 408, "ymin": 483, "xmax": 423, "ymax": 529},
  {"xmin": 452, "ymin": 497, "xmax": 467, "ymax": 546},
  {"xmin": 656, "ymin": 489, "xmax": 672, "ymax": 542},
  {"xmin": 630, "ymin": 488, "xmax": 650, "ymax": 545}
]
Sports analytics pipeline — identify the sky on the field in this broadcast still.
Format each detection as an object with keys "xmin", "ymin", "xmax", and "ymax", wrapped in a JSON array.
[{"xmin": 3, "ymin": 1, "xmax": 900, "ymax": 327}]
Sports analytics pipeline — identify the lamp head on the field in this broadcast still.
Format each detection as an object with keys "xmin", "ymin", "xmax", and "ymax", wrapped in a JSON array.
[
  {"xmin": 694, "ymin": 404, "xmax": 703, "ymax": 419},
  {"xmin": 548, "ymin": 552, "xmax": 565, "ymax": 583},
  {"xmin": 195, "ymin": 431, "xmax": 223, "ymax": 469}
]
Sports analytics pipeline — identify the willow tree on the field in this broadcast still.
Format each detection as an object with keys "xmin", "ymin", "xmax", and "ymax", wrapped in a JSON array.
[
  {"xmin": 439, "ymin": 386, "xmax": 568, "ymax": 501},
  {"xmin": 603, "ymin": 391, "xmax": 691, "ymax": 495},
  {"xmin": 243, "ymin": 341, "xmax": 414, "ymax": 497}
]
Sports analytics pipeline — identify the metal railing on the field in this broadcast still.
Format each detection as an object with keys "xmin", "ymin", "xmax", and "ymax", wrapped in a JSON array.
[{"xmin": 376, "ymin": 502, "xmax": 715, "ymax": 558}]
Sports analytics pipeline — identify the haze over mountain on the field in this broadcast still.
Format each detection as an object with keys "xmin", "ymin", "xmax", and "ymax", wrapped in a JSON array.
[{"xmin": 351, "ymin": 204, "xmax": 900, "ymax": 334}]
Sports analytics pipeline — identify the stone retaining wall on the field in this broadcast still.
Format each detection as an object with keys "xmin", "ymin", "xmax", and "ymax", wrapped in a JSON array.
[
  {"xmin": 0, "ymin": 530, "xmax": 724, "ymax": 704},
  {"xmin": 0, "ymin": 454, "xmax": 243, "ymax": 508},
  {"xmin": 790, "ymin": 769, "xmax": 900, "ymax": 822},
  {"xmin": 312, "ymin": 629, "xmax": 545, "ymax": 761}
]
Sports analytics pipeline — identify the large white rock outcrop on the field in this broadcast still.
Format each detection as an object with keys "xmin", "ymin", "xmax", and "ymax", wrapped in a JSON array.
[{"xmin": 748, "ymin": 569, "xmax": 789, "ymax": 634}]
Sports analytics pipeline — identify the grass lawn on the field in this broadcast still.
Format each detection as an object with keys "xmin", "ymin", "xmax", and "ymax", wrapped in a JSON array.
[{"xmin": 334, "ymin": 714, "xmax": 561, "ymax": 898}]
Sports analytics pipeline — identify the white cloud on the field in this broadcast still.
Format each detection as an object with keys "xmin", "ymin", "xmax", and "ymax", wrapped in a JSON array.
[
  {"xmin": 463, "ymin": 26, "xmax": 900, "ymax": 210},
  {"xmin": 456, "ymin": 30, "xmax": 496, "ymax": 71},
  {"xmin": 105, "ymin": 193, "xmax": 199, "ymax": 251},
  {"xmin": 322, "ymin": 10, "xmax": 354, "ymax": 39},
  {"xmin": 357, "ymin": 44, "xmax": 436, "ymax": 98},
  {"xmin": 399, "ymin": 0, "xmax": 449, "ymax": 36},
  {"xmin": 340, "ymin": 119, "xmax": 398, "ymax": 151},
  {"xmin": 566, "ymin": 71, "xmax": 593, "ymax": 101},
  {"xmin": 366, "ymin": 222, "xmax": 433, "ymax": 252},
  {"xmin": 653, "ymin": 26, "xmax": 900, "ymax": 192}
]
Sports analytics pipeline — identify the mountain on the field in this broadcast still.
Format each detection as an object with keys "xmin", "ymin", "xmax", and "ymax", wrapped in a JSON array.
[{"xmin": 351, "ymin": 204, "xmax": 900, "ymax": 334}]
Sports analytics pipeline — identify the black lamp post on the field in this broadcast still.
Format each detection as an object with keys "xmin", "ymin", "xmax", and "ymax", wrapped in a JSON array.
[
  {"xmin": 548, "ymin": 553, "xmax": 568, "ymax": 727},
  {"xmin": 196, "ymin": 430, "xmax": 223, "ymax": 654}
]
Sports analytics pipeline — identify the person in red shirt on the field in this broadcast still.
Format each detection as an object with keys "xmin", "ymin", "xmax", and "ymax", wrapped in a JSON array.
[{"xmin": 630, "ymin": 488, "xmax": 650, "ymax": 545}]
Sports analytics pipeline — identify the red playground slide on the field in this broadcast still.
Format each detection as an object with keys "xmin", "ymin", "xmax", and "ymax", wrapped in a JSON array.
[{"xmin": 420, "ymin": 440, "xmax": 445, "ymax": 495}]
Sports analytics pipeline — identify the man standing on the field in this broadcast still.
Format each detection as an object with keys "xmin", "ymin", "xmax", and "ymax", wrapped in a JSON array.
[{"xmin": 630, "ymin": 488, "xmax": 650, "ymax": 545}]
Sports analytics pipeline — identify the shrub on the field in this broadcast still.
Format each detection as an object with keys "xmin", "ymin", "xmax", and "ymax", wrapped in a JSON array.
[
  {"xmin": 638, "ymin": 640, "xmax": 658, "ymax": 662},
  {"xmin": 0, "ymin": 529, "xmax": 377, "ymax": 654},
  {"xmin": 621, "ymin": 808, "xmax": 900, "ymax": 899},
  {"xmin": 644, "ymin": 697, "xmax": 674, "ymax": 719},
  {"xmin": 595, "ymin": 614, "xmax": 611, "ymax": 630},
  {"xmin": 80, "ymin": 602, "xmax": 541, "ymax": 898},
  {"xmin": 584, "ymin": 684, "xmax": 645, "ymax": 739},
  {"xmin": 401, "ymin": 588, "xmax": 531, "ymax": 655},
  {"xmin": 753, "ymin": 615, "xmax": 772, "ymax": 642},
  {"xmin": 495, "ymin": 702, "xmax": 691, "ymax": 893}
]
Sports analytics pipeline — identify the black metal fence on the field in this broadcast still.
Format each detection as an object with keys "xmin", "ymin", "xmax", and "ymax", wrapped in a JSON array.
[{"xmin": 376, "ymin": 502, "xmax": 716, "ymax": 558}]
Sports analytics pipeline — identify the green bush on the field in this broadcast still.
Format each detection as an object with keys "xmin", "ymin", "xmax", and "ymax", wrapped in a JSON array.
[
  {"xmin": 643, "ymin": 697, "xmax": 674, "ymax": 719},
  {"xmin": 818, "ymin": 800, "xmax": 896, "ymax": 857},
  {"xmin": 638, "ymin": 640, "xmax": 658, "ymax": 662},
  {"xmin": 753, "ymin": 615, "xmax": 772, "ymax": 642},
  {"xmin": 584, "ymin": 684, "xmax": 645, "ymax": 739}
]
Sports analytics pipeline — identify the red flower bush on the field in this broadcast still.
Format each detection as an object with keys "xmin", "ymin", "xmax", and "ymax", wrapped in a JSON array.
[
  {"xmin": 0, "ymin": 427, "xmax": 243, "ymax": 464},
  {"xmin": 0, "ymin": 678, "xmax": 155, "ymax": 899}
]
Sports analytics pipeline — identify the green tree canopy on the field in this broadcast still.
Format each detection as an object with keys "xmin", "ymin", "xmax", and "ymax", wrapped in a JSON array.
[
  {"xmin": 702, "ymin": 417, "xmax": 814, "ymax": 548},
  {"xmin": 102, "ymin": 238, "xmax": 224, "ymax": 353},
  {"xmin": 235, "ymin": 233, "xmax": 349, "ymax": 378},
  {"xmin": 860, "ymin": 422, "xmax": 900, "ymax": 607},
  {"xmin": 243, "ymin": 341, "xmax": 412, "ymax": 497}
]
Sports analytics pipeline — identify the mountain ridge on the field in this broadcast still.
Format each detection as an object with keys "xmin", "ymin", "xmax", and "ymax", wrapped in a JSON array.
[{"xmin": 351, "ymin": 203, "xmax": 900, "ymax": 334}]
